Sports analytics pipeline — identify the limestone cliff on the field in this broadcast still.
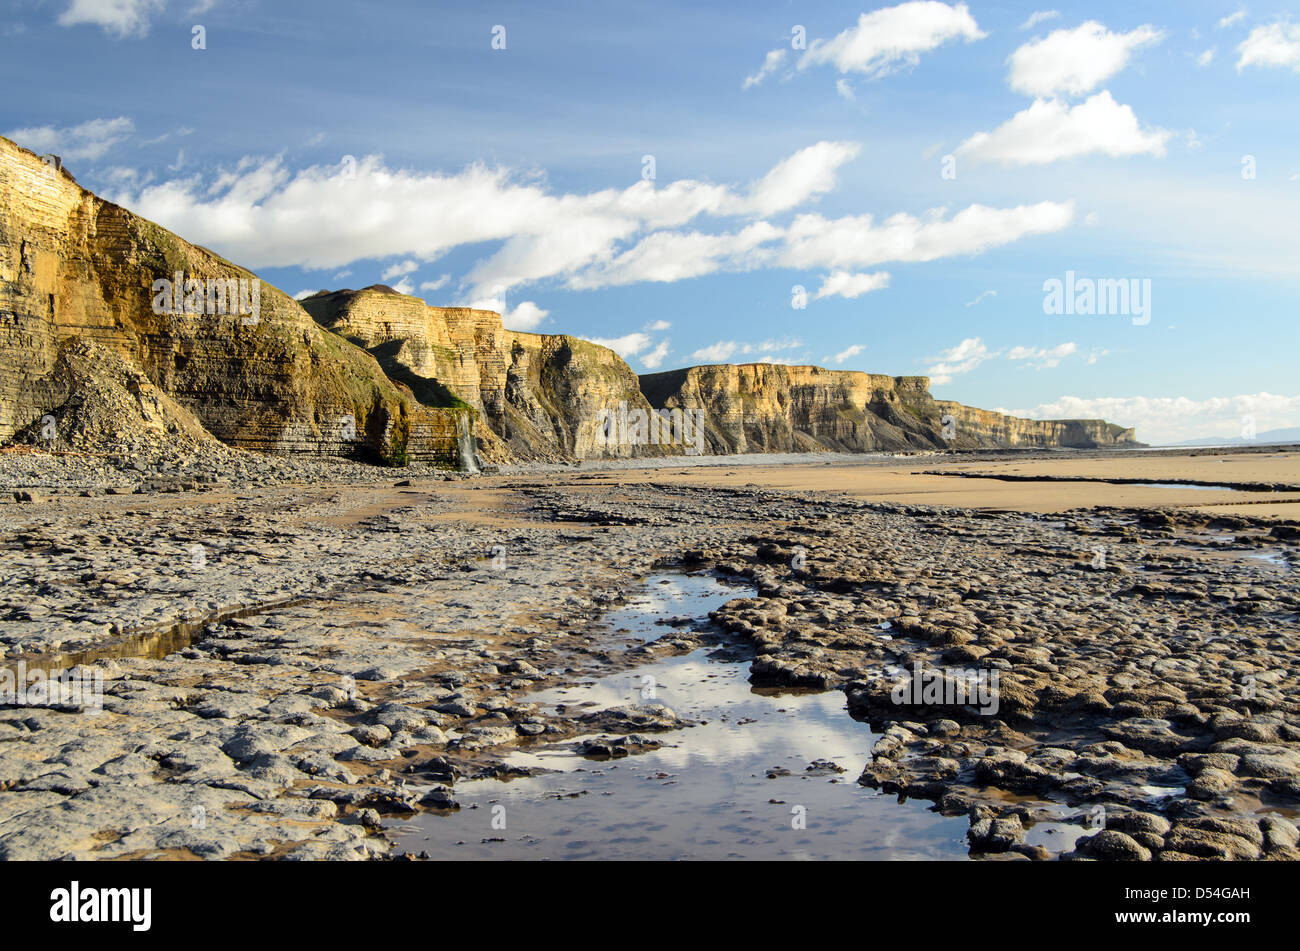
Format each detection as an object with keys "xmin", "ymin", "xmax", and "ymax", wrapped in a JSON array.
[
  {"xmin": 0, "ymin": 132, "xmax": 1138, "ymax": 468},
  {"xmin": 638, "ymin": 364, "xmax": 1139, "ymax": 452},
  {"xmin": 301, "ymin": 287, "xmax": 669, "ymax": 462},
  {"xmin": 0, "ymin": 135, "xmax": 469, "ymax": 465}
]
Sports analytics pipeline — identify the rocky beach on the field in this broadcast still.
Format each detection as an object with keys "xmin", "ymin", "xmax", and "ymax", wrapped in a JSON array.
[{"xmin": 2, "ymin": 445, "xmax": 1296, "ymax": 861}]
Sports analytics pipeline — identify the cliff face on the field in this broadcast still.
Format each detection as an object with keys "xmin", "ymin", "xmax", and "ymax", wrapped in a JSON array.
[
  {"xmin": 0, "ymin": 136, "xmax": 468, "ymax": 464},
  {"xmin": 0, "ymin": 132, "xmax": 1138, "ymax": 467},
  {"xmin": 301, "ymin": 287, "xmax": 668, "ymax": 462},
  {"xmin": 639, "ymin": 364, "xmax": 1139, "ymax": 452}
]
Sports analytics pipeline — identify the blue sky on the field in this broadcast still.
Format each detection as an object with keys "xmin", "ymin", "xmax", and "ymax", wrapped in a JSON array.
[{"xmin": 2, "ymin": 0, "xmax": 1297, "ymax": 443}]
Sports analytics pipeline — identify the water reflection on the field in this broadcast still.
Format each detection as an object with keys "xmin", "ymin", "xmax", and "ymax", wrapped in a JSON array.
[{"xmin": 389, "ymin": 573, "xmax": 972, "ymax": 860}]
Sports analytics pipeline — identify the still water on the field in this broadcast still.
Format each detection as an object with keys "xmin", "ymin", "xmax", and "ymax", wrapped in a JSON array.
[{"xmin": 388, "ymin": 573, "xmax": 973, "ymax": 860}]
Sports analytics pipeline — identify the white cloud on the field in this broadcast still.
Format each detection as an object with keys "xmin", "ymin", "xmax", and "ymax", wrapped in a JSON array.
[
  {"xmin": 4, "ymin": 116, "xmax": 134, "ymax": 161},
  {"xmin": 293, "ymin": 289, "xmax": 320, "ymax": 300},
  {"xmin": 956, "ymin": 92, "xmax": 1171, "ymax": 165},
  {"xmin": 381, "ymin": 259, "xmax": 419, "ymax": 280},
  {"xmin": 1218, "ymin": 10, "xmax": 1247, "ymax": 30},
  {"xmin": 998, "ymin": 392, "xmax": 1300, "ymax": 445},
  {"xmin": 964, "ymin": 289, "xmax": 996, "ymax": 306},
  {"xmin": 641, "ymin": 340, "xmax": 671, "ymax": 369},
  {"xmin": 503, "ymin": 300, "xmax": 549, "ymax": 331},
  {"xmin": 111, "ymin": 140, "xmax": 860, "ymax": 302},
  {"xmin": 743, "ymin": 48, "xmax": 786, "ymax": 89},
  {"xmin": 1020, "ymin": 10, "xmax": 1059, "ymax": 31},
  {"xmin": 826, "ymin": 344, "xmax": 865, "ymax": 364},
  {"xmin": 391, "ymin": 277, "xmax": 415, "ymax": 295},
  {"xmin": 1008, "ymin": 21, "xmax": 1163, "ymax": 97},
  {"xmin": 587, "ymin": 332, "xmax": 653, "ymax": 358},
  {"xmin": 58, "ymin": 0, "xmax": 166, "ymax": 38},
  {"xmin": 1006, "ymin": 341, "xmax": 1077, "ymax": 368},
  {"xmin": 836, "ymin": 79, "xmax": 856, "ymax": 101},
  {"xmin": 926, "ymin": 337, "xmax": 995, "ymax": 384},
  {"xmin": 420, "ymin": 274, "xmax": 451, "ymax": 292},
  {"xmin": 109, "ymin": 142, "xmax": 1068, "ymax": 301},
  {"xmin": 644, "ymin": 319, "xmax": 671, "ymax": 331},
  {"xmin": 814, "ymin": 270, "xmax": 891, "ymax": 299},
  {"xmin": 798, "ymin": 2, "xmax": 985, "ymax": 78},
  {"xmin": 569, "ymin": 222, "xmax": 783, "ymax": 289},
  {"xmin": 690, "ymin": 338, "xmax": 802, "ymax": 363},
  {"xmin": 1237, "ymin": 22, "xmax": 1300, "ymax": 72},
  {"xmin": 692, "ymin": 341, "xmax": 739, "ymax": 363},
  {"xmin": 745, "ymin": 141, "xmax": 862, "ymax": 217},
  {"xmin": 781, "ymin": 201, "xmax": 1075, "ymax": 270},
  {"xmin": 1197, "ymin": 47, "xmax": 1216, "ymax": 67}
]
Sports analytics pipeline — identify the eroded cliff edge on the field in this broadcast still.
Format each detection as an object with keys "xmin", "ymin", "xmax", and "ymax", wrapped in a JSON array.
[
  {"xmin": 0, "ymin": 136, "xmax": 469, "ymax": 464},
  {"xmin": 300, "ymin": 286, "xmax": 669, "ymax": 463},
  {"xmin": 639, "ymin": 364, "xmax": 1138, "ymax": 453}
]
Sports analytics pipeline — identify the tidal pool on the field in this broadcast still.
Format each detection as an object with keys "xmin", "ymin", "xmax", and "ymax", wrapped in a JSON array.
[{"xmin": 388, "ymin": 573, "xmax": 972, "ymax": 860}]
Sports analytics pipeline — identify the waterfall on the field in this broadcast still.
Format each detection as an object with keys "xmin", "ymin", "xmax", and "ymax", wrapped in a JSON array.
[{"xmin": 455, "ymin": 412, "xmax": 481, "ymax": 474}]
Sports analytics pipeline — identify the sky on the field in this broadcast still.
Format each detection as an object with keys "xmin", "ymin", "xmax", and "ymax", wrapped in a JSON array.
[{"xmin": 2, "ymin": 0, "xmax": 1297, "ymax": 444}]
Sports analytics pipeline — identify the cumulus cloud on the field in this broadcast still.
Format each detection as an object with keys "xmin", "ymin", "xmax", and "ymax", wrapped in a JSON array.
[
  {"xmin": 747, "ymin": 141, "xmax": 862, "ymax": 217},
  {"xmin": 502, "ymin": 301, "xmax": 549, "ymax": 331},
  {"xmin": 58, "ymin": 0, "xmax": 166, "ymax": 38},
  {"xmin": 826, "ymin": 344, "xmax": 865, "ymax": 364},
  {"xmin": 569, "ymin": 222, "xmax": 782, "ymax": 290},
  {"xmin": 814, "ymin": 270, "xmax": 891, "ymax": 299},
  {"xmin": 798, "ymin": 2, "xmax": 985, "ymax": 78},
  {"xmin": 690, "ymin": 338, "xmax": 802, "ymax": 363},
  {"xmin": 998, "ymin": 392, "xmax": 1300, "ymax": 445},
  {"xmin": 1008, "ymin": 21, "xmax": 1163, "ymax": 98},
  {"xmin": 743, "ymin": 48, "xmax": 786, "ymax": 89},
  {"xmin": 781, "ymin": 201, "xmax": 1075, "ymax": 270},
  {"xmin": 1006, "ymin": 341, "xmax": 1077, "ymax": 368},
  {"xmin": 111, "ymin": 141, "xmax": 857, "ymax": 299},
  {"xmin": 108, "ymin": 142, "xmax": 1070, "ymax": 302},
  {"xmin": 926, "ymin": 337, "xmax": 995, "ymax": 384},
  {"xmin": 420, "ymin": 275, "xmax": 450, "ymax": 293},
  {"xmin": 640, "ymin": 339, "xmax": 671, "ymax": 369},
  {"xmin": 1237, "ymin": 22, "xmax": 1300, "ymax": 72},
  {"xmin": 381, "ymin": 259, "xmax": 419, "ymax": 281},
  {"xmin": 956, "ymin": 92, "xmax": 1171, "ymax": 165},
  {"xmin": 644, "ymin": 319, "xmax": 671, "ymax": 331},
  {"xmin": 4, "ymin": 116, "xmax": 134, "ymax": 161},
  {"xmin": 293, "ymin": 289, "xmax": 320, "ymax": 300},
  {"xmin": 587, "ymin": 332, "xmax": 653, "ymax": 358}
]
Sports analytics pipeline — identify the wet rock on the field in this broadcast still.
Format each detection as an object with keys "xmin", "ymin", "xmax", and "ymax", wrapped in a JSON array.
[
  {"xmin": 1076, "ymin": 830, "xmax": 1152, "ymax": 861},
  {"xmin": 967, "ymin": 813, "xmax": 1025, "ymax": 853}
]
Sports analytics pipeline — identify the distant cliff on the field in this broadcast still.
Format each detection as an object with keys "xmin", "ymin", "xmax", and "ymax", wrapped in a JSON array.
[
  {"xmin": 638, "ymin": 364, "xmax": 1139, "ymax": 453},
  {"xmin": 301, "ymin": 286, "xmax": 669, "ymax": 462},
  {"xmin": 0, "ymin": 135, "xmax": 468, "ymax": 464}
]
